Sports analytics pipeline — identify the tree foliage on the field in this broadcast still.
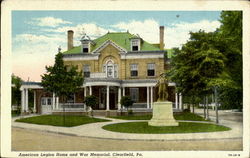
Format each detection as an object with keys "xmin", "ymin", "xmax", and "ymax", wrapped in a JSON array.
[
  {"xmin": 84, "ymin": 95, "xmax": 98, "ymax": 108},
  {"xmin": 41, "ymin": 52, "xmax": 84, "ymax": 102},
  {"xmin": 11, "ymin": 74, "xmax": 22, "ymax": 106},
  {"xmin": 168, "ymin": 11, "xmax": 242, "ymax": 110},
  {"xmin": 120, "ymin": 96, "xmax": 134, "ymax": 110}
]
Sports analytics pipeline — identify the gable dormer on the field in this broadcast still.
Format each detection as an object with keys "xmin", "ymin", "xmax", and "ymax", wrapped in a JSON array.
[
  {"xmin": 80, "ymin": 34, "xmax": 95, "ymax": 53},
  {"xmin": 130, "ymin": 36, "xmax": 141, "ymax": 51}
]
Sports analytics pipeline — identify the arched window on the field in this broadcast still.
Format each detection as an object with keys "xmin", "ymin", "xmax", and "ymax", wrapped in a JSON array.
[{"xmin": 103, "ymin": 60, "xmax": 118, "ymax": 78}]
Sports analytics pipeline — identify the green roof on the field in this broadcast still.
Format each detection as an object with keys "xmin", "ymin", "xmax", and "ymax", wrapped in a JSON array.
[{"xmin": 64, "ymin": 32, "xmax": 161, "ymax": 54}]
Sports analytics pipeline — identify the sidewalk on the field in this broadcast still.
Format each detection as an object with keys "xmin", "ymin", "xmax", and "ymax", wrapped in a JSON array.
[{"xmin": 12, "ymin": 115, "xmax": 242, "ymax": 141}]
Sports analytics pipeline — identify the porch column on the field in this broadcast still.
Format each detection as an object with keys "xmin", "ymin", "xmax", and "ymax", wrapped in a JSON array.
[
  {"xmin": 118, "ymin": 87, "xmax": 121, "ymax": 110},
  {"xmin": 33, "ymin": 91, "xmax": 36, "ymax": 113},
  {"xmin": 84, "ymin": 87, "xmax": 86, "ymax": 97},
  {"xmin": 147, "ymin": 86, "xmax": 150, "ymax": 109},
  {"xmin": 150, "ymin": 86, "xmax": 153, "ymax": 109},
  {"xmin": 52, "ymin": 93, "xmax": 55, "ymax": 110},
  {"xmin": 175, "ymin": 93, "xmax": 178, "ymax": 109},
  {"xmin": 106, "ymin": 86, "xmax": 110, "ymax": 111},
  {"xmin": 89, "ymin": 86, "xmax": 92, "ymax": 95},
  {"xmin": 179, "ymin": 93, "xmax": 183, "ymax": 110},
  {"xmin": 21, "ymin": 88, "xmax": 25, "ymax": 112},
  {"xmin": 25, "ymin": 88, "xmax": 29, "ymax": 112},
  {"xmin": 122, "ymin": 87, "xmax": 125, "ymax": 96},
  {"xmin": 56, "ymin": 97, "xmax": 59, "ymax": 109}
]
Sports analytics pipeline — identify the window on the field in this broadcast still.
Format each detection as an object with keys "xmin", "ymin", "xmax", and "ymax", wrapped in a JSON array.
[
  {"xmin": 82, "ymin": 43, "xmax": 89, "ymax": 53},
  {"xmin": 130, "ymin": 64, "xmax": 138, "ymax": 77},
  {"xmin": 47, "ymin": 98, "xmax": 52, "ymax": 105},
  {"xmin": 103, "ymin": 60, "xmax": 118, "ymax": 78},
  {"xmin": 83, "ymin": 65, "xmax": 90, "ymax": 77},
  {"xmin": 130, "ymin": 88, "xmax": 139, "ymax": 102},
  {"xmin": 41, "ymin": 98, "xmax": 46, "ymax": 105},
  {"xmin": 41, "ymin": 97, "xmax": 52, "ymax": 106},
  {"xmin": 147, "ymin": 63, "xmax": 155, "ymax": 76},
  {"xmin": 67, "ymin": 93, "xmax": 75, "ymax": 103},
  {"xmin": 131, "ymin": 40, "xmax": 140, "ymax": 51}
]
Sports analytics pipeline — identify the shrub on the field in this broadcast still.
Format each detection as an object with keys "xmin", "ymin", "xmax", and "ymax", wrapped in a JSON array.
[
  {"xmin": 84, "ymin": 95, "xmax": 98, "ymax": 109},
  {"xmin": 120, "ymin": 96, "xmax": 134, "ymax": 111}
]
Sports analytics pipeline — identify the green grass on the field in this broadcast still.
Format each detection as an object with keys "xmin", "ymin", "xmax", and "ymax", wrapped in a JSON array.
[
  {"xmin": 102, "ymin": 122, "xmax": 231, "ymax": 134},
  {"xmin": 109, "ymin": 112, "xmax": 208, "ymax": 121},
  {"xmin": 15, "ymin": 115, "xmax": 110, "ymax": 127}
]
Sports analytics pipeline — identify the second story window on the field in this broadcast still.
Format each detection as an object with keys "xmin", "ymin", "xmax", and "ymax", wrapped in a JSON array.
[
  {"xmin": 147, "ymin": 63, "xmax": 155, "ymax": 76},
  {"xmin": 82, "ymin": 43, "xmax": 89, "ymax": 53},
  {"xmin": 131, "ymin": 39, "xmax": 140, "ymax": 51},
  {"xmin": 130, "ymin": 64, "xmax": 138, "ymax": 77},
  {"xmin": 83, "ymin": 65, "xmax": 90, "ymax": 77}
]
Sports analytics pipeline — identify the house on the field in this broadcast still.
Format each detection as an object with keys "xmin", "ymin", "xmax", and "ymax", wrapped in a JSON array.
[{"xmin": 20, "ymin": 26, "xmax": 183, "ymax": 115}]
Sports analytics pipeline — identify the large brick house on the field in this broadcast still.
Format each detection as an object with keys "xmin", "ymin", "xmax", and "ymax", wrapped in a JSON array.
[{"xmin": 20, "ymin": 26, "xmax": 183, "ymax": 115}]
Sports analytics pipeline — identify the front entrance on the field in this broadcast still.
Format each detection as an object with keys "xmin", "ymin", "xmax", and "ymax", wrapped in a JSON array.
[
  {"xmin": 99, "ymin": 87, "xmax": 117, "ymax": 110},
  {"xmin": 41, "ymin": 97, "xmax": 52, "ymax": 114}
]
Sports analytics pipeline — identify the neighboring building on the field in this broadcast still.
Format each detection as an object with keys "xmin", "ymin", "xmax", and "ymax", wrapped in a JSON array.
[{"xmin": 20, "ymin": 26, "xmax": 183, "ymax": 115}]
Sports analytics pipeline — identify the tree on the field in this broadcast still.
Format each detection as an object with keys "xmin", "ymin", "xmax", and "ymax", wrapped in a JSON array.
[
  {"xmin": 41, "ymin": 52, "xmax": 84, "ymax": 123},
  {"xmin": 11, "ymin": 74, "xmax": 22, "ymax": 113},
  {"xmin": 216, "ymin": 11, "xmax": 242, "ymax": 110},
  {"xmin": 41, "ymin": 52, "xmax": 83, "ymax": 102},
  {"xmin": 169, "ymin": 11, "xmax": 242, "ymax": 113},
  {"xmin": 84, "ymin": 95, "xmax": 98, "ymax": 115},
  {"xmin": 169, "ymin": 30, "xmax": 226, "ymax": 120},
  {"xmin": 120, "ymin": 96, "xmax": 134, "ymax": 114}
]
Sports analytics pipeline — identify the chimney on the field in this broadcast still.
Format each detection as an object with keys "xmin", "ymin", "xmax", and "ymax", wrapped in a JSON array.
[
  {"xmin": 67, "ymin": 30, "xmax": 74, "ymax": 50},
  {"xmin": 159, "ymin": 26, "xmax": 164, "ymax": 50}
]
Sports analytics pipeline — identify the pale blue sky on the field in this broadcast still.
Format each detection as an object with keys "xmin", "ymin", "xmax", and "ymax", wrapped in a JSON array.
[
  {"xmin": 12, "ymin": 11, "xmax": 222, "ymax": 81},
  {"xmin": 12, "ymin": 11, "xmax": 220, "ymax": 36}
]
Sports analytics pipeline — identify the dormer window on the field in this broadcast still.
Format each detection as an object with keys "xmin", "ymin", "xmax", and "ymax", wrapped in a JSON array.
[
  {"xmin": 82, "ymin": 43, "xmax": 89, "ymax": 53},
  {"xmin": 131, "ymin": 39, "xmax": 140, "ymax": 51},
  {"xmin": 80, "ymin": 34, "xmax": 94, "ymax": 53}
]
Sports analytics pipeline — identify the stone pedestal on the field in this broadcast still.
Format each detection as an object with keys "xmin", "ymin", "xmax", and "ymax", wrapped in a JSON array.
[{"xmin": 148, "ymin": 101, "xmax": 179, "ymax": 126}]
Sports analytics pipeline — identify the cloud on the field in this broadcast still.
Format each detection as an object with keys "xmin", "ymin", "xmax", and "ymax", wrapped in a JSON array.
[
  {"xmin": 113, "ymin": 19, "xmax": 159, "ymax": 43},
  {"xmin": 44, "ymin": 23, "xmax": 112, "ymax": 46},
  {"xmin": 28, "ymin": 17, "xmax": 72, "ymax": 27},
  {"xmin": 166, "ymin": 20, "xmax": 221, "ymax": 48},
  {"xmin": 12, "ymin": 33, "xmax": 67, "ymax": 81},
  {"xmin": 112, "ymin": 19, "xmax": 221, "ymax": 49}
]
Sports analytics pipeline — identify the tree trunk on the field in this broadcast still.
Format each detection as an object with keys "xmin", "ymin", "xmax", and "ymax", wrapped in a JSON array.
[
  {"xmin": 203, "ymin": 97, "xmax": 206, "ymax": 118},
  {"xmin": 206, "ymin": 96, "xmax": 209, "ymax": 120}
]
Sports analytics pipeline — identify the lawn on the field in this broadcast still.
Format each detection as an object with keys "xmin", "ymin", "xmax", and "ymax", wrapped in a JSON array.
[
  {"xmin": 102, "ymin": 122, "xmax": 231, "ymax": 134},
  {"xmin": 109, "ymin": 112, "xmax": 208, "ymax": 121},
  {"xmin": 15, "ymin": 115, "xmax": 110, "ymax": 127}
]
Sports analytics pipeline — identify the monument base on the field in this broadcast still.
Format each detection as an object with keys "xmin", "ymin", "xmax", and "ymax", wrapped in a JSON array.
[{"xmin": 148, "ymin": 101, "xmax": 179, "ymax": 126}]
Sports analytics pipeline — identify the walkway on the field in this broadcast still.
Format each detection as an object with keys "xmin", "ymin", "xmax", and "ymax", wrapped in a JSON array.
[{"xmin": 12, "ymin": 115, "xmax": 242, "ymax": 141}]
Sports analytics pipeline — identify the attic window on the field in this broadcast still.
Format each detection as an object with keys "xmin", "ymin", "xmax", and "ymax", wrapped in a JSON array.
[
  {"xmin": 131, "ymin": 39, "xmax": 140, "ymax": 51},
  {"xmin": 82, "ymin": 43, "xmax": 89, "ymax": 53}
]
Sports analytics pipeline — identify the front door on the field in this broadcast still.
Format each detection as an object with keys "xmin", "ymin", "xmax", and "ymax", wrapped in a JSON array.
[
  {"xmin": 99, "ymin": 87, "xmax": 117, "ymax": 110},
  {"xmin": 41, "ymin": 97, "xmax": 52, "ymax": 114},
  {"xmin": 109, "ymin": 93, "xmax": 116, "ymax": 110}
]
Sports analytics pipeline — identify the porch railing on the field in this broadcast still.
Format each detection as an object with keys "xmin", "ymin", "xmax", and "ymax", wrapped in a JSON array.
[
  {"xmin": 58, "ymin": 103, "xmax": 85, "ymax": 110},
  {"xmin": 90, "ymin": 72, "xmax": 106, "ymax": 78}
]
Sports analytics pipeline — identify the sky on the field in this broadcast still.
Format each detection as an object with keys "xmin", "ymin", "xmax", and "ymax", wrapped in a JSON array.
[{"xmin": 12, "ymin": 11, "xmax": 222, "ymax": 82}]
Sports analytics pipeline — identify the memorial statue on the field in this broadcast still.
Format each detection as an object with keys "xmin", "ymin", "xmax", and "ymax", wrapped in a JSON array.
[
  {"xmin": 148, "ymin": 73, "xmax": 179, "ymax": 126},
  {"xmin": 156, "ymin": 74, "xmax": 168, "ymax": 102}
]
